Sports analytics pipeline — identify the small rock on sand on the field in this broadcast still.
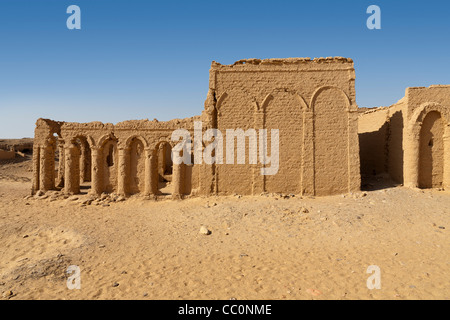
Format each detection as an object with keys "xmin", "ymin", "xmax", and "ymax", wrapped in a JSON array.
[
  {"xmin": 300, "ymin": 207, "xmax": 309, "ymax": 214},
  {"xmin": 199, "ymin": 226, "xmax": 211, "ymax": 235}
]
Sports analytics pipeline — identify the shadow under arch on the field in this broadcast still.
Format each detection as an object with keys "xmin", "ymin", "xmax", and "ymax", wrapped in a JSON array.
[
  {"xmin": 154, "ymin": 140, "xmax": 174, "ymax": 196},
  {"xmin": 59, "ymin": 134, "xmax": 95, "ymax": 194},
  {"xmin": 419, "ymin": 111, "xmax": 444, "ymax": 188},
  {"xmin": 359, "ymin": 110, "xmax": 404, "ymax": 191},
  {"xmin": 98, "ymin": 134, "xmax": 119, "ymax": 194}
]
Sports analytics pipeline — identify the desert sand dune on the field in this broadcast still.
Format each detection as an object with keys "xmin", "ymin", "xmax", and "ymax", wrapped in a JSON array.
[{"xmin": 0, "ymin": 159, "xmax": 448, "ymax": 300}]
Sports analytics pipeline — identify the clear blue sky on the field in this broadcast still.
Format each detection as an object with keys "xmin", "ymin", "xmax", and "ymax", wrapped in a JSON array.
[{"xmin": 0, "ymin": 0, "xmax": 449, "ymax": 138}]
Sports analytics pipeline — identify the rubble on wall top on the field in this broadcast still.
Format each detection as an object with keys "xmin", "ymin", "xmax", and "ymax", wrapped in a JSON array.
[
  {"xmin": 358, "ymin": 106, "xmax": 389, "ymax": 115},
  {"xmin": 61, "ymin": 121, "xmax": 114, "ymax": 130},
  {"xmin": 359, "ymin": 96, "xmax": 407, "ymax": 116},
  {"xmin": 115, "ymin": 115, "xmax": 201, "ymax": 129},
  {"xmin": 212, "ymin": 57, "xmax": 353, "ymax": 67},
  {"xmin": 405, "ymin": 85, "xmax": 450, "ymax": 93},
  {"xmin": 37, "ymin": 115, "xmax": 201, "ymax": 132},
  {"xmin": 408, "ymin": 84, "xmax": 450, "ymax": 90}
]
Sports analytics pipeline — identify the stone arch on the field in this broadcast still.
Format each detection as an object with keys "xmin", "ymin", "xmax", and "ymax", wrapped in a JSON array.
[
  {"xmin": 294, "ymin": 92, "xmax": 309, "ymax": 110},
  {"xmin": 409, "ymin": 102, "xmax": 450, "ymax": 127},
  {"xmin": 215, "ymin": 89, "xmax": 258, "ymax": 114},
  {"xmin": 311, "ymin": 86, "xmax": 352, "ymax": 196},
  {"xmin": 263, "ymin": 89, "xmax": 305, "ymax": 194},
  {"xmin": 154, "ymin": 141, "xmax": 174, "ymax": 195},
  {"xmin": 124, "ymin": 135, "xmax": 149, "ymax": 150},
  {"xmin": 70, "ymin": 135, "xmax": 93, "ymax": 185},
  {"xmin": 406, "ymin": 102, "xmax": 450, "ymax": 189},
  {"xmin": 128, "ymin": 136, "xmax": 146, "ymax": 194},
  {"xmin": 215, "ymin": 87, "xmax": 261, "ymax": 119},
  {"xmin": 261, "ymin": 90, "xmax": 309, "ymax": 113},
  {"xmin": 33, "ymin": 121, "xmax": 65, "ymax": 193},
  {"xmin": 419, "ymin": 111, "xmax": 444, "ymax": 188},
  {"xmin": 97, "ymin": 134, "xmax": 116, "ymax": 150},
  {"xmin": 61, "ymin": 134, "xmax": 95, "ymax": 194},
  {"xmin": 70, "ymin": 134, "xmax": 95, "ymax": 149},
  {"xmin": 310, "ymin": 86, "xmax": 352, "ymax": 112},
  {"xmin": 215, "ymin": 88, "xmax": 257, "ymax": 195},
  {"xmin": 99, "ymin": 135, "xmax": 118, "ymax": 193},
  {"xmin": 260, "ymin": 94, "xmax": 274, "ymax": 113}
]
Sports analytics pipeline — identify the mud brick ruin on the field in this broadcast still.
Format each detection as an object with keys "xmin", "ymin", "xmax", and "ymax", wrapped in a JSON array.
[
  {"xmin": 0, "ymin": 139, "xmax": 33, "ymax": 160},
  {"xmin": 31, "ymin": 57, "xmax": 450, "ymax": 198},
  {"xmin": 359, "ymin": 85, "xmax": 450, "ymax": 189}
]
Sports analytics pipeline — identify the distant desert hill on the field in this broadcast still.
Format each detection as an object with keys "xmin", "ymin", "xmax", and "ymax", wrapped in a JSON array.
[{"xmin": 0, "ymin": 138, "xmax": 34, "ymax": 153}]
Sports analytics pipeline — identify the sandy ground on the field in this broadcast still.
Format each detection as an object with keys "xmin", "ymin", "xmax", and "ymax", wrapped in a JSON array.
[{"xmin": 0, "ymin": 158, "xmax": 448, "ymax": 300}]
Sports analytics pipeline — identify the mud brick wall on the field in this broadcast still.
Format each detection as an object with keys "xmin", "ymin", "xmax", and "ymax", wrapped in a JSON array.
[
  {"xmin": 33, "ymin": 58, "xmax": 450, "ymax": 198},
  {"xmin": 358, "ymin": 85, "xmax": 450, "ymax": 189},
  {"xmin": 208, "ymin": 57, "xmax": 360, "ymax": 196}
]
